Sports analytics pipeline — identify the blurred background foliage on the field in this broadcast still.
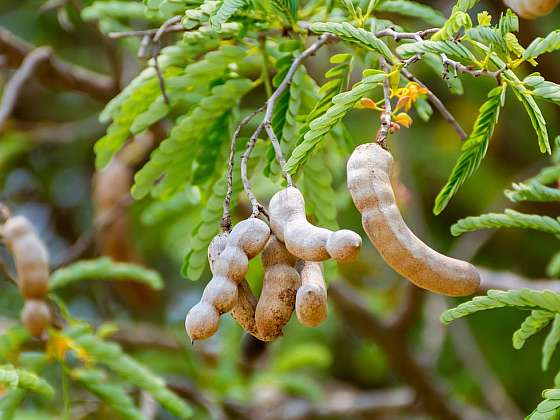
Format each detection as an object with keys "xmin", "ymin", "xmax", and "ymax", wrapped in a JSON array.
[{"xmin": 1, "ymin": 0, "xmax": 560, "ymax": 418}]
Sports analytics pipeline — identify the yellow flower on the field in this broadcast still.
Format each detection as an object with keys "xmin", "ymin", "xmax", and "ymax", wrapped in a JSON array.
[
  {"xmin": 46, "ymin": 333, "xmax": 89, "ymax": 364},
  {"xmin": 394, "ymin": 113, "xmax": 413, "ymax": 128},
  {"xmin": 477, "ymin": 11, "xmax": 492, "ymax": 26},
  {"xmin": 391, "ymin": 82, "xmax": 428, "ymax": 111}
]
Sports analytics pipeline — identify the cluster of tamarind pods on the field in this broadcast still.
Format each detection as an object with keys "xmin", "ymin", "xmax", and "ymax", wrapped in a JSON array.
[
  {"xmin": 185, "ymin": 142, "xmax": 481, "ymax": 342},
  {"xmin": 1, "ymin": 214, "xmax": 51, "ymax": 337},
  {"xmin": 503, "ymin": 0, "xmax": 559, "ymax": 19}
]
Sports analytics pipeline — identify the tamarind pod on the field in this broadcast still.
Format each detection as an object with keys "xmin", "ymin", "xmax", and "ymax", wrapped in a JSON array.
[
  {"xmin": 207, "ymin": 233, "xmax": 228, "ymax": 272},
  {"xmin": 2, "ymin": 216, "xmax": 49, "ymax": 299},
  {"xmin": 346, "ymin": 143, "xmax": 480, "ymax": 297},
  {"xmin": 295, "ymin": 262, "xmax": 327, "ymax": 327},
  {"xmin": 255, "ymin": 236, "xmax": 301, "ymax": 338},
  {"xmin": 269, "ymin": 187, "xmax": 362, "ymax": 263},
  {"xmin": 504, "ymin": 0, "xmax": 559, "ymax": 18},
  {"xmin": 21, "ymin": 299, "xmax": 51, "ymax": 337},
  {"xmin": 185, "ymin": 218, "xmax": 271, "ymax": 341}
]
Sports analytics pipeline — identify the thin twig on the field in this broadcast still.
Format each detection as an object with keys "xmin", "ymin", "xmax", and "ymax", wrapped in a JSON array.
[
  {"xmin": 376, "ymin": 57, "xmax": 392, "ymax": 148},
  {"xmin": 240, "ymin": 125, "xmax": 266, "ymax": 217},
  {"xmin": 0, "ymin": 47, "xmax": 51, "ymax": 129},
  {"xmin": 151, "ymin": 16, "xmax": 182, "ymax": 105},
  {"xmin": 222, "ymin": 106, "xmax": 266, "ymax": 231},
  {"xmin": 108, "ymin": 24, "xmax": 185, "ymax": 39},
  {"xmin": 375, "ymin": 27, "xmax": 439, "ymax": 41},
  {"xmin": 440, "ymin": 53, "xmax": 503, "ymax": 82},
  {"xmin": 256, "ymin": 33, "xmax": 336, "ymax": 186},
  {"xmin": 400, "ymin": 67, "xmax": 468, "ymax": 140}
]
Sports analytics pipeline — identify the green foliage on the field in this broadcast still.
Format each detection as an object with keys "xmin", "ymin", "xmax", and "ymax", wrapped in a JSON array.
[
  {"xmin": 528, "ymin": 388, "xmax": 560, "ymax": 420},
  {"xmin": 0, "ymin": 326, "xmax": 29, "ymax": 362},
  {"xmin": 0, "ymin": 365, "xmax": 54, "ymax": 399},
  {"xmin": 71, "ymin": 368, "xmax": 144, "ymax": 420},
  {"xmin": 513, "ymin": 310, "xmax": 554, "ymax": 350},
  {"xmin": 209, "ymin": 0, "xmax": 246, "ymax": 30},
  {"xmin": 49, "ymin": 257, "xmax": 163, "ymax": 291},
  {"xmin": 432, "ymin": 11, "xmax": 471, "ymax": 42},
  {"xmin": 525, "ymin": 74, "xmax": 560, "ymax": 106},
  {"xmin": 286, "ymin": 70, "xmax": 385, "ymax": 174},
  {"xmin": 69, "ymin": 330, "xmax": 193, "ymax": 418},
  {"xmin": 543, "ymin": 315, "xmax": 560, "ymax": 371},
  {"xmin": 524, "ymin": 30, "xmax": 560, "ymax": 60},
  {"xmin": 505, "ymin": 181, "xmax": 560, "ymax": 203},
  {"xmin": 81, "ymin": 1, "xmax": 148, "ymax": 22},
  {"xmin": 433, "ymin": 85, "xmax": 505, "ymax": 214},
  {"xmin": 311, "ymin": 22, "xmax": 395, "ymax": 60},
  {"xmin": 451, "ymin": 209, "xmax": 560, "ymax": 236},
  {"xmin": 132, "ymin": 77, "xmax": 253, "ymax": 199},
  {"xmin": 397, "ymin": 40, "xmax": 476, "ymax": 62},
  {"xmin": 285, "ymin": 53, "xmax": 353, "ymax": 174}
]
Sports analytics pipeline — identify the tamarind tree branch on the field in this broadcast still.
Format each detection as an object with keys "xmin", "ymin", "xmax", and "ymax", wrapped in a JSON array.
[
  {"xmin": 151, "ymin": 16, "xmax": 182, "ymax": 104},
  {"xmin": 0, "ymin": 47, "xmax": 51, "ymax": 130},
  {"xmin": 376, "ymin": 57, "xmax": 392, "ymax": 148},
  {"xmin": 253, "ymin": 33, "xmax": 336, "ymax": 187},
  {"xmin": 329, "ymin": 281, "xmax": 463, "ymax": 420},
  {"xmin": 223, "ymin": 106, "xmax": 266, "ymax": 230},
  {"xmin": 0, "ymin": 27, "xmax": 117, "ymax": 101},
  {"xmin": 440, "ymin": 53, "xmax": 503, "ymax": 82},
  {"xmin": 240, "ymin": 124, "xmax": 267, "ymax": 217}
]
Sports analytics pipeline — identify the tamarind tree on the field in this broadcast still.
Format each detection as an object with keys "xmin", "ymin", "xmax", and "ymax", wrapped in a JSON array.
[{"xmin": 2, "ymin": 0, "xmax": 560, "ymax": 418}]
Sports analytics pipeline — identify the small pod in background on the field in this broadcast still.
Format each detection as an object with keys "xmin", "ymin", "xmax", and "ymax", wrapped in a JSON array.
[
  {"xmin": 2, "ymin": 216, "xmax": 49, "ymax": 299},
  {"xmin": 295, "ymin": 261, "xmax": 328, "ymax": 327},
  {"xmin": 504, "ymin": 0, "xmax": 559, "ymax": 19},
  {"xmin": 21, "ymin": 299, "xmax": 51, "ymax": 337}
]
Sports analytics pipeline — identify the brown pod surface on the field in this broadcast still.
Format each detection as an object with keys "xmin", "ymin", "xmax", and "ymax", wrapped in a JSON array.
[
  {"xmin": 2, "ymin": 216, "xmax": 49, "ymax": 299},
  {"xmin": 185, "ymin": 218, "xmax": 270, "ymax": 341},
  {"xmin": 21, "ymin": 299, "xmax": 51, "ymax": 337},
  {"xmin": 503, "ymin": 0, "xmax": 559, "ymax": 18},
  {"xmin": 269, "ymin": 187, "xmax": 361, "ymax": 262},
  {"xmin": 255, "ymin": 236, "xmax": 301, "ymax": 339},
  {"xmin": 295, "ymin": 262, "xmax": 327, "ymax": 327},
  {"xmin": 346, "ymin": 143, "xmax": 480, "ymax": 296}
]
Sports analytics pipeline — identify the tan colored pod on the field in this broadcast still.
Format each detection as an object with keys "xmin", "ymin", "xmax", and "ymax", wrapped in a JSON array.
[
  {"xmin": 2, "ymin": 216, "xmax": 49, "ymax": 299},
  {"xmin": 504, "ymin": 0, "xmax": 559, "ymax": 18},
  {"xmin": 21, "ymin": 299, "xmax": 51, "ymax": 337},
  {"xmin": 185, "ymin": 218, "xmax": 271, "ymax": 341},
  {"xmin": 347, "ymin": 143, "xmax": 480, "ymax": 297},
  {"xmin": 255, "ymin": 236, "xmax": 301, "ymax": 338},
  {"xmin": 295, "ymin": 262, "xmax": 327, "ymax": 327},
  {"xmin": 269, "ymin": 187, "xmax": 361, "ymax": 263}
]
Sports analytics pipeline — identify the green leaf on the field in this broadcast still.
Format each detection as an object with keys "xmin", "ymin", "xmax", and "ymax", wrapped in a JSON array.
[
  {"xmin": 505, "ymin": 181, "xmax": 560, "ymax": 203},
  {"xmin": 49, "ymin": 257, "xmax": 163, "ymax": 291},
  {"xmin": 285, "ymin": 53, "xmax": 353, "ymax": 174},
  {"xmin": 271, "ymin": 0, "xmax": 299, "ymax": 23},
  {"xmin": 451, "ymin": 209, "xmax": 560, "ymax": 236},
  {"xmin": 0, "ymin": 326, "xmax": 29, "ymax": 363},
  {"xmin": 286, "ymin": 70, "xmax": 385, "ymax": 174},
  {"xmin": 397, "ymin": 40, "xmax": 476, "ymax": 62},
  {"xmin": 132, "ymin": 77, "xmax": 253, "ymax": 199},
  {"xmin": 209, "ymin": 0, "xmax": 245, "ymax": 30},
  {"xmin": 547, "ymin": 252, "xmax": 560, "ymax": 277},
  {"xmin": 377, "ymin": 0, "xmax": 445, "ymax": 26},
  {"xmin": 524, "ymin": 74, "xmax": 560, "ymax": 106},
  {"xmin": 543, "ymin": 315, "xmax": 560, "ymax": 371},
  {"xmin": 431, "ymin": 11, "xmax": 472, "ymax": 41},
  {"xmin": 508, "ymin": 79, "xmax": 550, "ymax": 154},
  {"xmin": 524, "ymin": 30, "xmax": 560, "ymax": 60},
  {"xmin": 513, "ymin": 310, "xmax": 554, "ymax": 350},
  {"xmin": 0, "ymin": 365, "xmax": 54, "ymax": 399},
  {"xmin": 311, "ymin": 22, "xmax": 395, "ymax": 60},
  {"xmin": 69, "ymin": 331, "xmax": 192, "ymax": 418},
  {"xmin": 71, "ymin": 368, "xmax": 144, "ymax": 420},
  {"xmin": 434, "ymin": 85, "xmax": 505, "ymax": 214}
]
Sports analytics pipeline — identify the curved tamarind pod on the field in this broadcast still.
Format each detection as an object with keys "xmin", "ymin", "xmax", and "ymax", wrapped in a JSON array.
[
  {"xmin": 185, "ymin": 218, "xmax": 270, "ymax": 341},
  {"xmin": 255, "ymin": 236, "xmax": 301, "ymax": 338},
  {"xmin": 2, "ymin": 216, "xmax": 49, "ymax": 299},
  {"xmin": 21, "ymin": 299, "xmax": 51, "ymax": 337},
  {"xmin": 504, "ymin": 0, "xmax": 559, "ymax": 18},
  {"xmin": 269, "ymin": 187, "xmax": 361, "ymax": 262},
  {"xmin": 295, "ymin": 262, "xmax": 327, "ymax": 327},
  {"xmin": 347, "ymin": 143, "xmax": 480, "ymax": 296}
]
